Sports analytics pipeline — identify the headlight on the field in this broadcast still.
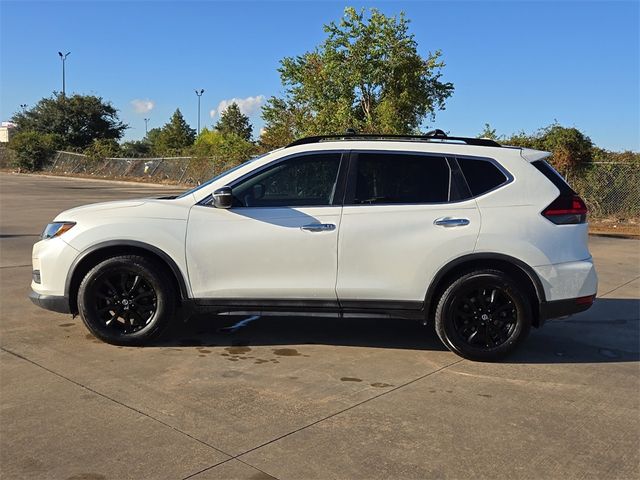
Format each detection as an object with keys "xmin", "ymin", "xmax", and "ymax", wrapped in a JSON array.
[{"xmin": 42, "ymin": 222, "xmax": 76, "ymax": 239}]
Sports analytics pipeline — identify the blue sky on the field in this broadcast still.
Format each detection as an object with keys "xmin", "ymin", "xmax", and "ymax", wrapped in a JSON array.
[{"xmin": 1, "ymin": 0, "xmax": 638, "ymax": 150}]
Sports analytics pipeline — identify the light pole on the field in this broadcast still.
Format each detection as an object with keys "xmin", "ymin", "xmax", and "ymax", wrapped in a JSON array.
[
  {"xmin": 195, "ymin": 89, "xmax": 204, "ymax": 134},
  {"xmin": 144, "ymin": 118, "xmax": 150, "ymax": 135},
  {"xmin": 57, "ymin": 51, "xmax": 71, "ymax": 96}
]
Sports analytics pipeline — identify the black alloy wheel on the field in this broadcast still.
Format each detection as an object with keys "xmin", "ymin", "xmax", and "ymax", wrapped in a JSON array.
[
  {"xmin": 92, "ymin": 269, "xmax": 157, "ymax": 334},
  {"xmin": 450, "ymin": 285, "xmax": 517, "ymax": 349},
  {"xmin": 434, "ymin": 270, "xmax": 532, "ymax": 361},
  {"xmin": 78, "ymin": 255, "xmax": 175, "ymax": 345}
]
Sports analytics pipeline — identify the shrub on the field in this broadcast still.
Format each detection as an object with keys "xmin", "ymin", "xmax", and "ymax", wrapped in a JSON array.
[
  {"xmin": 84, "ymin": 138, "xmax": 120, "ymax": 162},
  {"xmin": 9, "ymin": 130, "xmax": 61, "ymax": 171}
]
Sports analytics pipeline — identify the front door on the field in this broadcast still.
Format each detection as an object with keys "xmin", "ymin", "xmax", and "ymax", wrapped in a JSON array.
[{"xmin": 186, "ymin": 151, "xmax": 346, "ymax": 302}]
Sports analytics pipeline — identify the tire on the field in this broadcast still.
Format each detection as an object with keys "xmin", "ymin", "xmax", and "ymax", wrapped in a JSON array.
[
  {"xmin": 434, "ymin": 269, "xmax": 531, "ymax": 361},
  {"xmin": 77, "ymin": 255, "xmax": 176, "ymax": 345}
]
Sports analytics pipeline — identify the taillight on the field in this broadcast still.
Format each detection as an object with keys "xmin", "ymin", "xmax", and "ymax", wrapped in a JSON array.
[{"xmin": 542, "ymin": 194, "xmax": 587, "ymax": 225}]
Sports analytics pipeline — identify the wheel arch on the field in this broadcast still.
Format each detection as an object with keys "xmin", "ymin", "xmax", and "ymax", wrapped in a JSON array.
[
  {"xmin": 425, "ymin": 253, "xmax": 546, "ymax": 327},
  {"xmin": 65, "ymin": 240, "xmax": 190, "ymax": 314}
]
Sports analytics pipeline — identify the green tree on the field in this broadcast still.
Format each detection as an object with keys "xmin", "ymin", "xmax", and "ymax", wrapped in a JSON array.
[
  {"xmin": 260, "ymin": 7, "xmax": 454, "ymax": 147},
  {"xmin": 11, "ymin": 93, "xmax": 127, "ymax": 150},
  {"xmin": 120, "ymin": 140, "xmax": 151, "ymax": 158},
  {"xmin": 84, "ymin": 138, "xmax": 120, "ymax": 161},
  {"xmin": 9, "ymin": 131, "xmax": 62, "ymax": 171},
  {"xmin": 215, "ymin": 103, "xmax": 253, "ymax": 140},
  {"xmin": 153, "ymin": 109, "xmax": 196, "ymax": 156},
  {"xmin": 477, "ymin": 123, "xmax": 499, "ymax": 140},
  {"xmin": 503, "ymin": 123, "xmax": 593, "ymax": 174},
  {"xmin": 192, "ymin": 127, "xmax": 257, "ymax": 167}
]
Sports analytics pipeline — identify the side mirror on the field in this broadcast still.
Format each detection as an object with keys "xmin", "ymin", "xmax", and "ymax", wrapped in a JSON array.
[{"xmin": 212, "ymin": 186, "xmax": 233, "ymax": 209}]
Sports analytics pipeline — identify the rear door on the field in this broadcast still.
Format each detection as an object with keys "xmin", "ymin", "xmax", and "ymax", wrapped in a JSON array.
[{"xmin": 336, "ymin": 151, "xmax": 481, "ymax": 308}]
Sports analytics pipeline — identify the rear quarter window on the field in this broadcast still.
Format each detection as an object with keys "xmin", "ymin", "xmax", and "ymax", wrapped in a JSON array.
[{"xmin": 457, "ymin": 158, "xmax": 508, "ymax": 197}]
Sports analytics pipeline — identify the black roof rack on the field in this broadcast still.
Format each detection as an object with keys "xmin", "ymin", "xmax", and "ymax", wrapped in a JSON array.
[{"xmin": 286, "ymin": 129, "xmax": 502, "ymax": 148}]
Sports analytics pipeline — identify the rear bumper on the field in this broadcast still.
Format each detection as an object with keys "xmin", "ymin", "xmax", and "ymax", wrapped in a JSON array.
[
  {"xmin": 540, "ymin": 294, "xmax": 595, "ymax": 322},
  {"xmin": 28, "ymin": 290, "xmax": 71, "ymax": 314}
]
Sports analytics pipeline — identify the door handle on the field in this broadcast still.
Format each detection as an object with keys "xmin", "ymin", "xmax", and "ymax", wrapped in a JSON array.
[
  {"xmin": 434, "ymin": 217, "xmax": 470, "ymax": 227},
  {"xmin": 301, "ymin": 223, "xmax": 336, "ymax": 232}
]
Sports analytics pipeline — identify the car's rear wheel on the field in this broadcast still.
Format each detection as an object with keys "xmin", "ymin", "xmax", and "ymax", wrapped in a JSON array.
[
  {"xmin": 78, "ymin": 255, "xmax": 175, "ymax": 345},
  {"xmin": 434, "ymin": 270, "xmax": 531, "ymax": 361}
]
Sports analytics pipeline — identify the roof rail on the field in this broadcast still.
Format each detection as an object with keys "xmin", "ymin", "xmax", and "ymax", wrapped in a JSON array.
[{"xmin": 285, "ymin": 129, "xmax": 502, "ymax": 148}]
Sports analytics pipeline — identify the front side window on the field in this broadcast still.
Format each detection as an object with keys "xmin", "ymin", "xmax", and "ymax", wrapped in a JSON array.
[
  {"xmin": 232, "ymin": 153, "xmax": 342, "ymax": 207},
  {"xmin": 352, "ymin": 152, "xmax": 451, "ymax": 204}
]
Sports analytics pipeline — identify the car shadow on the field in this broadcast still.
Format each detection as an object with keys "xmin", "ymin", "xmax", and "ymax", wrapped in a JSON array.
[{"xmin": 150, "ymin": 298, "xmax": 638, "ymax": 364}]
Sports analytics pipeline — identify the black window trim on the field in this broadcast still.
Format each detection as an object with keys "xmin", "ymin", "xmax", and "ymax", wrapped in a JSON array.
[
  {"xmin": 197, "ymin": 150, "xmax": 349, "ymax": 209},
  {"xmin": 343, "ymin": 150, "xmax": 479, "ymax": 207}
]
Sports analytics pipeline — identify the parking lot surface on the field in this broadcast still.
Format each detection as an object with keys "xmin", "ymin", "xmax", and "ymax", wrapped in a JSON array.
[{"xmin": 1, "ymin": 172, "xmax": 638, "ymax": 479}]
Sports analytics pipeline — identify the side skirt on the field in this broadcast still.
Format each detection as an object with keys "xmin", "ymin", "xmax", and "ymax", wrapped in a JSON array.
[{"xmin": 190, "ymin": 299, "xmax": 426, "ymax": 320}]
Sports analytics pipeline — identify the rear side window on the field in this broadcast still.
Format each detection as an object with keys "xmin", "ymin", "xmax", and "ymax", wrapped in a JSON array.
[
  {"xmin": 457, "ymin": 158, "xmax": 508, "ymax": 197},
  {"xmin": 532, "ymin": 160, "xmax": 575, "ymax": 194},
  {"xmin": 352, "ymin": 153, "xmax": 451, "ymax": 204}
]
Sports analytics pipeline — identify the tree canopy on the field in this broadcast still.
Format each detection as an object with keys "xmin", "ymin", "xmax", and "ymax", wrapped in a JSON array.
[
  {"xmin": 484, "ymin": 122, "xmax": 594, "ymax": 173},
  {"xmin": 260, "ymin": 7, "xmax": 454, "ymax": 148},
  {"xmin": 215, "ymin": 103, "xmax": 253, "ymax": 141},
  {"xmin": 11, "ymin": 93, "xmax": 127, "ymax": 150},
  {"xmin": 192, "ymin": 127, "xmax": 256, "ymax": 166},
  {"xmin": 150, "ymin": 109, "xmax": 196, "ymax": 156}
]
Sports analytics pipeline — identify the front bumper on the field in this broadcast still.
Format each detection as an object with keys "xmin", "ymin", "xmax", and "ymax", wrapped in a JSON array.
[{"xmin": 28, "ymin": 290, "xmax": 71, "ymax": 314}]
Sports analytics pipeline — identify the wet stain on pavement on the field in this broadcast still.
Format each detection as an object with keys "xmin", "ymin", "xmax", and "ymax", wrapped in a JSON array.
[
  {"xmin": 66, "ymin": 474, "xmax": 107, "ymax": 480},
  {"xmin": 273, "ymin": 348, "xmax": 301, "ymax": 357},
  {"xmin": 59, "ymin": 323, "xmax": 75, "ymax": 327},
  {"xmin": 198, "ymin": 349, "xmax": 212, "ymax": 354},
  {"xmin": 370, "ymin": 382, "xmax": 393, "ymax": 388},
  {"xmin": 225, "ymin": 346, "xmax": 252, "ymax": 355},
  {"xmin": 478, "ymin": 394, "xmax": 493, "ymax": 398},
  {"xmin": 341, "ymin": 377, "xmax": 363, "ymax": 382}
]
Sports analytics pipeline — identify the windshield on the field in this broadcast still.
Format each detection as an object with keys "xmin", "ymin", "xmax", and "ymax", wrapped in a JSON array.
[{"xmin": 176, "ymin": 154, "xmax": 268, "ymax": 199}]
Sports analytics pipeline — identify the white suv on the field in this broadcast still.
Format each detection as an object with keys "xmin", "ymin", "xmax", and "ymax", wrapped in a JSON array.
[{"xmin": 29, "ymin": 131, "xmax": 598, "ymax": 360}]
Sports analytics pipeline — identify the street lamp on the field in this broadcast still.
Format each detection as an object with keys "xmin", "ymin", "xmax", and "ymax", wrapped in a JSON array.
[
  {"xmin": 144, "ymin": 118, "xmax": 150, "ymax": 135},
  {"xmin": 194, "ymin": 89, "xmax": 204, "ymax": 134},
  {"xmin": 19, "ymin": 104, "xmax": 28, "ymax": 112},
  {"xmin": 58, "ymin": 51, "xmax": 71, "ymax": 96}
]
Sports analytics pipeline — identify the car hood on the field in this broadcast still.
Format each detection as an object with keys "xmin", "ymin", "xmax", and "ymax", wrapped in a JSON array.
[{"xmin": 53, "ymin": 198, "xmax": 190, "ymax": 222}]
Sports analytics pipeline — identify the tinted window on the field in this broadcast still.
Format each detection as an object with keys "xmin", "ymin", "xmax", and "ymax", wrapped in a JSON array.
[
  {"xmin": 457, "ymin": 158, "xmax": 507, "ymax": 196},
  {"xmin": 232, "ymin": 153, "xmax": 341, "ymax": 207},
  {"xmin": 353, "ymin": 153, "xmax": 450, "ymax": 204}
]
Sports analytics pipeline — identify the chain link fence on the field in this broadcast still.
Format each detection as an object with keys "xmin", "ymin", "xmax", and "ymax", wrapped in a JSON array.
[
  {"xmin": 44, "ymin": 151, "xmax": 233, "ymax": 186},
  {"xmin": 14, "ymin": 150, "xmax": 639, "ymax": 225},
  {"xmin": 567, "ymin": 163, "xmax": 639, "ymax": 222}
]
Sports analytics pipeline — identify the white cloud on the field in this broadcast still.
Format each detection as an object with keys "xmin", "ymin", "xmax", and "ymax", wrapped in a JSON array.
[
  {"xmin": 130, "ymin": 99, "xmax": 155, "ymax": 114},
  {"xmin": 209, "ymin": 95, "xmax": 265, "ymax": 119}
]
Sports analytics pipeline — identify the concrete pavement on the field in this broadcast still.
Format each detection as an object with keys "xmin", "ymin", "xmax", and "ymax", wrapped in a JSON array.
[{"xmin": 1, "ymin": 172, "xmax": 638, "ymax": 479}]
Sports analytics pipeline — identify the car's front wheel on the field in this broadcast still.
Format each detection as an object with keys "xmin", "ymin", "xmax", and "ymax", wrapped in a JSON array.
[
  {"xmin": 434, "ymin": 270, "xmax": 532, "ymax": 361},
  {"xmin": 77, "ymin": 255, "xmax": 175, "ymax": 345}
]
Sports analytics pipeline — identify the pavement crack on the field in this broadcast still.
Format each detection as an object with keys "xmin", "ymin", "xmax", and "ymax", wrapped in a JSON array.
[
  {"xmin": 599, "ymin": 275, "xmax": 640, "ymax": 298},
  {"xmin": 0, "ymin": 346, "xmax": 234, "ymax": 461},
  {"xmin": 182, "ymin": 358, "xmax": 464, "ymax": 479}
]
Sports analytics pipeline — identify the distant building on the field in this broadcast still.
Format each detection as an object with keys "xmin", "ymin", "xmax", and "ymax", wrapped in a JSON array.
[{"xmin": 0, "ymin": 122, "xmax": 16, "ymax": 143}]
